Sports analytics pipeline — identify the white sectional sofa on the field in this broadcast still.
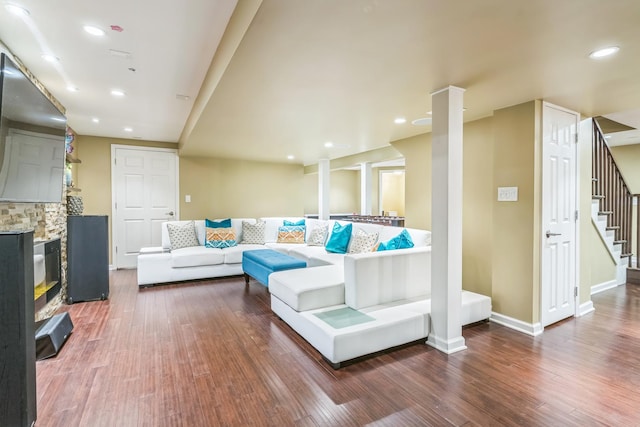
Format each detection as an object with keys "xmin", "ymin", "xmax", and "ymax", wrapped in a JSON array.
[{"xmin": 136, "ymin": 216, "xmax": 492, "ymax": 368}]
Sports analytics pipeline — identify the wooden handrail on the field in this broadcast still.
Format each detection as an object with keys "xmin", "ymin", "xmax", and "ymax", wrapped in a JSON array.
[{"xmin": 592, "ymin": 120, "xmax": 634, "ymax": 264}]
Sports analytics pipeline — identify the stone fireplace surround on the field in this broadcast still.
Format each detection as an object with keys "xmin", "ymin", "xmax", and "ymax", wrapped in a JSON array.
[{"xmin": 0, "ymin": 202, "xmax": 68, "ymax": 320}]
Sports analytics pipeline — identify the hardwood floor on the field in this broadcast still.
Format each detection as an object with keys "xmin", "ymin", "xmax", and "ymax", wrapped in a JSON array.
[{"xmin": 36, "ymin": 271, "xmax": 640, "ymax": 426}]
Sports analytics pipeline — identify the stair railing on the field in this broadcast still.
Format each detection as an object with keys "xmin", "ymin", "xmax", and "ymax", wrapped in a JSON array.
[{"xmin": 592, "ymin": 120, "xmax": 634, "ymax": 263}]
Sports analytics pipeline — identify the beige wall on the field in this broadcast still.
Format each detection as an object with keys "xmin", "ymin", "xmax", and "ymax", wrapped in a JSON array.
[
  {"xmin": 462, "ymin": 118, "xmax": 494, "ymax": 297},
  {"xmin": 303, "ymin": 169, "xmax": 360, "ymax": 215},
  {"xmin": 179, "ymin": 156, "xmax": 304, "ymax": 219},
  {"xmin": 391, "ymin": 133, "xmax": 432, "ymax": 230},
  {"xmin": 380, "ymin": 171, "xmax": 405, "ymax": 216},
  {"xmin": 75, "ymin": 136, "xmax": 182, "ymax": 263},
  {"xmin": 610, "ymin": 144, "xmax": 640, "ymax": 194},
  {"xmin": 491, "ymin": 101, "xmax": 540, "ymax": 323}
]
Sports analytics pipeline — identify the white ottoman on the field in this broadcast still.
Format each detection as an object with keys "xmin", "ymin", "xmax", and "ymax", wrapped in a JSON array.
[{"xmin": 269, "ymin": 265, "xmax": 344, "ymax": 312}]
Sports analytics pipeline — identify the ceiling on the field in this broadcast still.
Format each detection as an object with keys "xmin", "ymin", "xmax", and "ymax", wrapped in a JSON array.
[{"xmin": 1, "ymin": 0, "xmax": 640, "ymax": 166}]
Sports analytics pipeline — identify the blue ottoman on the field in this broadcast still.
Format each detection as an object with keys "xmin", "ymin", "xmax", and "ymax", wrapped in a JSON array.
[{"xmin": 242, "ymin": 249, "xmax": 306, "ymax": 287}]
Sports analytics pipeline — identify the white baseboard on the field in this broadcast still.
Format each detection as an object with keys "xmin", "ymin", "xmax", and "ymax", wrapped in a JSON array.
[
  {"xmin": 490, "ymin": 312, "xmax": 543, "ymax": 336},
  {"xmin": 591, "ymin": 279, "xmax": 619, "ymax": 295},
  {"xmin": 426, "ymin": 335, "xmax": 467, "ymax": 354},
  {"xmin": 578, "ymin": 300, "xmax": 595, "ymax": 317}
]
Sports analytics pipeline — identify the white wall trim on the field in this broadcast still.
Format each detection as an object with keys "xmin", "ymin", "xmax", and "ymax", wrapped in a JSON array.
[
  {"xmin": 426, "ymin": 335, "xmax": 467, "ymax": 354},
  {"xmin": 578, "ymin": 300, "xmax": 595, "ymax": 317},
  {"xmin": 490, "ymin": 312, "xmax": 544, "ymax": 336},
  {"xmin": 591, "ymin": 279, "xmax": 619, "ymax": 295}
]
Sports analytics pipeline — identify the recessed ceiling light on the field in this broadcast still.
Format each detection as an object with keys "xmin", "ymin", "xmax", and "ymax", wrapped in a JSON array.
[
  {"xmin": 67, "ymin": 86, "xmax": 78, "ymax": 92},
  {"xmin": 5, "ymin": 4, "xmax": 29, "ymax": 16},
  {"xmin": 287, "ymin": 155, "xmax": 294, "ymax": 160},
  {"xmin": 83, "ymin": 25, "xmax": 105, "ymax": 36},
  {"xmin": 124, "ymin": 127, "xmax": 133, "ymax": 132},
  {"xmin": 324, "ymin": 141, "xmax": 334, "ymax": 148},
  {"xmin": 589, "ymin": 46, "xmax": 619, "ymax": 59},
  {"xmin": 394, "ymin": 117, "xmax": 406, "ymax": 124},
  {"xmin": 92, "ymin": 118, "xmax": 100, "ymax": 123},
  {"xmin": 41, "ymin": 54, "xmax": 59, "ymax": 63},
  {"xmin": 111, "ymin": 89, "xmax": 125, "ymax": 97},
  {"xmin": 412, "ymin": 117, "xmax": 432, "ymax": 126}
]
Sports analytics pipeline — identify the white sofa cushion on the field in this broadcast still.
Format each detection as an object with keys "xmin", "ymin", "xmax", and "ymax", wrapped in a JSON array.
[
  {"xmin": 222, "ymin": 243, "xmax": 266, "ymax": 264},
  {"xmin": 170, "ymin": 246, "xmax": 224, "ymax": 268},
  {"xmin": 269, "ymin": 265, "xmax": 345, "ymax": 311},
  {"xmin": 344, "ymin": 246, "xmax": 431, "ymax": 310}
]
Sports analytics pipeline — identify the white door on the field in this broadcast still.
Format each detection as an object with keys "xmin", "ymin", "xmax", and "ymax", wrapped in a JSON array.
[
  {"xmin": 0, "ymin": 129, "xmax": 65, "ymax": 202},
  {"xmin": 541, "ymin": 102, "xmax": 579, "ymax": 327},
  {"xmin": 112, "ymin": 145, "xmax": 178, "ymax": 269}
]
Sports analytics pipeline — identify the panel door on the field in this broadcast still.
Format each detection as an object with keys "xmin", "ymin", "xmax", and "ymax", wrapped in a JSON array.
[
  {"xmin": 541, "ymin": 102, "xmax": 579, "ymax": 327},
  {"xmin": 112, "ymin": 146, "xmax": 178, "ymax": 268}
]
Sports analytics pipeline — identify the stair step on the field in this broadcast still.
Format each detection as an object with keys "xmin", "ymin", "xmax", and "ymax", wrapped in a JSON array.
[
  {"xmin": 592, "ymin": 177, "xmax": 598, "ymax": 182},
  {"xmin": 598, "ymin": 211, "xmax": 613, "ymax": 215},
  {"xmin": 592, "ymin": 195, "xmax": 605, "ymax": 200},
  {"xmin": 614, "ymin": 240, "xmax": 627, "ymax": 244},
  {"xmin": 621, "ymin": 253, "xmax": 633, "ymax": 258},
  {"xmin": 606, "ymin": 226, "xmax": 620, "ymax": 230}
]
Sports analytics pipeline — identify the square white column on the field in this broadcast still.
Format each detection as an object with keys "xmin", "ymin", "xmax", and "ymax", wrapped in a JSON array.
[
  {"xmin": 360, "ymin": 162, "xmax": 372, "ymax": 215},
  {"xmin": 426, "ymin": 85, "xmax": 467, "ymax": 354},
  {"xmin": 318, "ymin": 159, "xmax": 330, "ymax": 220}
]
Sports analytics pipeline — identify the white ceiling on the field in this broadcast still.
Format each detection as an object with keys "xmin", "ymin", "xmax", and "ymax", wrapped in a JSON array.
[{"xmin": 1, "ymin": 0, "xmax": 640, "ymax": 165}]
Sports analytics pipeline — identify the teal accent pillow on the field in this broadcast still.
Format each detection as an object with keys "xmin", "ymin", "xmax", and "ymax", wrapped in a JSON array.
[
  {"xmin": 206, "ymin": 218, "xmax": 231, "ymax": 228},
  {"xmin": 283, "ymin": 219, "xmax": 305, "ymax": 226},
  {"xmin": 325, "ymin": 222, "xmax": 352, "ymax": 254},
  {"xmin": 377, "ymin": 229, "xmax": 414, "ymax": 251}
]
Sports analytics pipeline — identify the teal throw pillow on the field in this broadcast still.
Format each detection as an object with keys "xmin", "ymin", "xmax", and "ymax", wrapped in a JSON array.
[
  {"xmin": 325, "ymin": 222, "xmax": 352, "ymax": 254},
  {"xmin": 283, "ymin": 219, "xmax": 305, "ymax": 226},
  {"xmin": 377, "ymin": 229, "xmax": 414, "ymax": 251},
  {"xmin": 206, "ymin": 218, "xmax": 232, "ymax": 228}
]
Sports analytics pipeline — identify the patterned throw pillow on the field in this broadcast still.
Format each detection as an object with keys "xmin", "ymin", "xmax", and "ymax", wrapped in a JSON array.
[
  {"xmin": 307, "ymin": 225, "xmax": 328, "ymax": 246},
  {"xmin": 283, "ymin": 219, "xmax": 305, "ymax": 226},
  {"xmin": 206, "ymin": 227, "xmax": 237, "ymax": 248},
  {"xmin": 277, "ymin": 225, "xmax": 305, "ymax": 244},
  {"xmin": 348, "ymin": 229, "xmax": 379, "ymax": 254},
  {"xmin": 167, "ymin": 221, "xmax": 200, "ymax": 250},
  {"xmin": 241, "ymin": 220, "xmax": 265, "ymax": 244}
]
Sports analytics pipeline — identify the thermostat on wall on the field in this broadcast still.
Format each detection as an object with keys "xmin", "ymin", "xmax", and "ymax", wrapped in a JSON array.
[{"xmin": 497, "ymin": 187, "xmax": 518, "ymax": 202}]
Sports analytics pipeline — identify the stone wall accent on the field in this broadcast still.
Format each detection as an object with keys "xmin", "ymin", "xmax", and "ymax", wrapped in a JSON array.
[{"xmin": 0, "ymin": 201, "xmax": 68, "ymax": 320}]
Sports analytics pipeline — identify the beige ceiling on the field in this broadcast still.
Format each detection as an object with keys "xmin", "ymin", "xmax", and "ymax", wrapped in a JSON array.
[{"xmin": 2, "ymin": 0, "xmax": 640, "ymax": 166}]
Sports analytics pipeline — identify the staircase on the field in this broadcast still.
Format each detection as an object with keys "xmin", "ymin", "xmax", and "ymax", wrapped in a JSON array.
[{"xmin": 591, "ymin": 119, "xmax": 637, "ymax": 288}]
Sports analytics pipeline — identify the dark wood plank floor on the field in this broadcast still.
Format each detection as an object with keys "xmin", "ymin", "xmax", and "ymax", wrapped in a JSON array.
[{"xmin": 36, "ymin": 271, "xmax": 640, "ymax": 426}]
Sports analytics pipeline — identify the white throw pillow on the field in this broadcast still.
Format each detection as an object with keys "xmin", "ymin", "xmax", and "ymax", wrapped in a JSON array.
[
  {"xmin": 167, "ymin": 221, "xmax": 200, "ymax": 249},
  {"xmin": 306, "ymin": 225, "xmax": 329, "ymax": 246},
  {"xmin": 241, "ymin": 220, "xmax": 266, "ymax": 244},
  {"xmin": 348, "ymin": 228, "xmax": 379, "ymax": 253}
]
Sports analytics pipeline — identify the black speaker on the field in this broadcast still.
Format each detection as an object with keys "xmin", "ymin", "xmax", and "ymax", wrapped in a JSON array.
[{"xmin": 35, "ymin": 312, "xmax": 73, "ymax": 361}]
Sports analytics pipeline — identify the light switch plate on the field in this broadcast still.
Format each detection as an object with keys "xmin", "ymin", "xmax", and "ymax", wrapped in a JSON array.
[
  {"xmin": 497, "ymin": 187, "xmax": 518, "ymax": 202},
  {"xmin": 185, "ymin": 195, "xmax": 191, "ymax": 203}
]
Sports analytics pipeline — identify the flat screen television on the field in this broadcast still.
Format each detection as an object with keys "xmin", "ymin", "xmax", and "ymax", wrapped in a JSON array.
[{"xmin": 0, "ymin": 53, "xmax": 67, "ymax": 203}]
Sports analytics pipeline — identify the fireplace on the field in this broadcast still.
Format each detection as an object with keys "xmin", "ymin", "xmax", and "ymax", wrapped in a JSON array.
[{"xmin": 34, "ymin": 237, "xmax": 61, "ymax": 313}]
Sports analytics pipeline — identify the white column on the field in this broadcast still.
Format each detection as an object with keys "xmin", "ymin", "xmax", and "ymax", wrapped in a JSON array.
[
  {"xmin": 360, "ymin": 162, "xmax": 372, "ymax": 215},
  {"xmin": 426, "ymin": 85, "xmax": 467, "ymax": 354},
  {"xmin": 318, "ymin": 159, "xmax": 330, "ymax": 220}
]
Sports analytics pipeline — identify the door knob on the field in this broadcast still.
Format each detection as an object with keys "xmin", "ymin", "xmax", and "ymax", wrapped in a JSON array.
[
  {"xmin": 545, "ymin": 230, "xmax": 561, "ymax": 238},
  {"xmin": 166, "ymin": 211, "xmax": 174, "ymax": 216}
]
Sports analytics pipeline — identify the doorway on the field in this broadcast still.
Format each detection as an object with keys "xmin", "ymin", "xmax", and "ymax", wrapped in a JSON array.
[
  {"xmin": 111, "ymin": 145, "xmax": 179, "ymax": 269},
  {"xmin": 379, "ymin": 170, "xmax": 405, "ymax": 216},
  {"xmin": 541, "ymin": 102, "xmax": 579, "ymax": 327}
]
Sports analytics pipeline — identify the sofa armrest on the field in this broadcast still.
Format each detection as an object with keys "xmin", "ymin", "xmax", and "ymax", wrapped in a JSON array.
[{"xmin": 343, "ymin": 246, "xmax": 432, "ymax": 310}]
